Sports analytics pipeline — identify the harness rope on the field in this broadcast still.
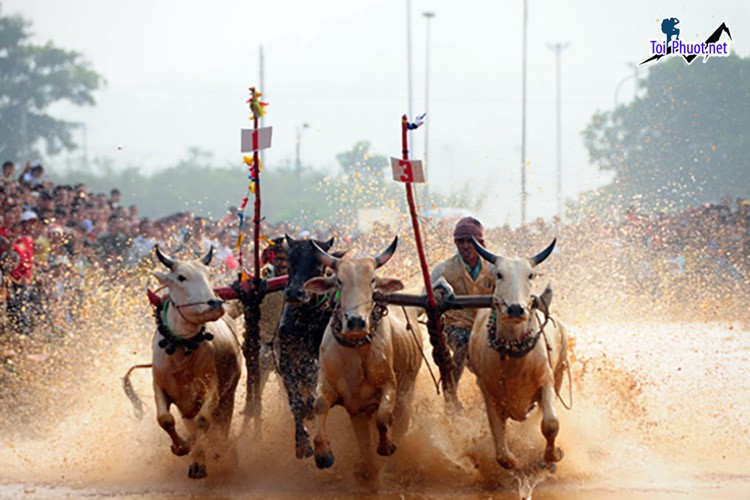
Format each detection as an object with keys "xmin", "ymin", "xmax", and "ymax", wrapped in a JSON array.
[
  {"xmin": 486, "ymin": 308, "xmax": 543, "ymax": 359},
  {"xmin": 401, "ymin": 306, "xmax": 441, "ymax": 395},
  {"xmin": 329, "ymin": 297, "xmax": 388, "ymax": 348},
  {"xmin": 533, "ymin": 308, "xmax": 573, "ymax": 411},
  {"xmin": 486, "ymin": 294, "xmax": 573, "ymax": 411}
]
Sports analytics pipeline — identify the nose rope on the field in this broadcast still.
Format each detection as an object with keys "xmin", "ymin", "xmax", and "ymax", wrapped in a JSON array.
[{"xmin": 170, "ymin": 298, "xmax": 222, "ymax": 325}]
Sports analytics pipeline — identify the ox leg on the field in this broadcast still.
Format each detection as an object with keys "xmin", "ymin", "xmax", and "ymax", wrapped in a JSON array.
[
  {"xmin": 154, "ymin": 385, "xmax": 189, "ymax": 457},
  {"xmin": 540, "ymin": 381, "xmax": 563, "ymax": 465},
  {"xmin": 312, "ymin": 382, "xmax": 337, "ymax": 469},
  {"xmin": 279, "ymin": 342, "xmax": 314, "ymax": 459},
  {"xmin": 186, "ymin": 389, "xmax": 219, "ymax": 480},
  {"xmin": 392, "ymin": 374, "xmax": 417, "ymax": 439},
  {"xmin": 184, "ymin": 414, "xmax": 211, "ymax": 479},
  {"xmin": 481, "ymin": 387, "xmax": 518, "ymax": 469},
  {"xmin": 351, "ymin": 413, "xmax": 379, "ymax": 486},
  {"xmin": 375, "ymin": 380, "xmax": 397, "ymax": 457}
]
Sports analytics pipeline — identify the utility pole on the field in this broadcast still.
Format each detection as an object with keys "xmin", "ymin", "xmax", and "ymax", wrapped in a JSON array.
[
  {"xmin": 520, "ymin": 0, "xmax": 528, "ymax": 226},
  {"xmin": 259, "ymin": 44, "xmax": 266, "ymax": 166},
  {"xmin": 295, "ymin": 123, "xmax": 309, "ymax": 178},
  {"xmin": 423, "ymin": 11, "xmax": 435, "ymax": 202},
  {"xmin": 406, "ymin": 0, "xmax": 414, "ymax": 119},
  {"xmin": 547, "ymin": 42, "xmax": 569, "ymax": 223}
]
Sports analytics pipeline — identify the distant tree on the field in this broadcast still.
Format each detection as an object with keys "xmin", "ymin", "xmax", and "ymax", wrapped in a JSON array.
[
  {"xmin": 0, "ymin": 7, "xmax": 103, "ymax": 161},
  {"xmin": 583, "ymin": 54, "xmax": 750, "ymax": 212},
  {"xmin": 335, "ymin": 140, "xmax": 389, "ymax": 178}
]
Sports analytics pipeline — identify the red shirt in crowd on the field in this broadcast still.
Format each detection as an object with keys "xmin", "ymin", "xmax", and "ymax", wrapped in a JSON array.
[{"xmin": 9, "ymin": 235, "xmax": 34, "ymax": 284}]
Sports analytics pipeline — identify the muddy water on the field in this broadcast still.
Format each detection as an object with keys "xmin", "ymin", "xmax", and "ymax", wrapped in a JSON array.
[{"xmin": 1, "ymin": 316, "xmax": 748, "ymax": 499}]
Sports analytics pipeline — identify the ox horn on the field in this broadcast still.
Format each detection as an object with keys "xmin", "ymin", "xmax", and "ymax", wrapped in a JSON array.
[
  {"xmin": 312, "ymin": 241, "xmax": 340, "ymax": 270},
  {"xmin": 154, "ymin": 245, "xmax": 175, "ymax": 269},
  {"xmin": 374, "ymin": 236, "xmax": 398, "ymax": 269},
  {"xmin": 529, "ymin": 239, "xmax": 557, "ymax": 267},
  {"xmin": 200, "ymin": 245, "xmax": 215, "ymax": 266},
  {"xmin": 284, "ymin": 233, "xmax": 295, "ymax": 247},
  {"xmin": 471, "ymin": 236, "xmax": 497, "ymax": 264}
]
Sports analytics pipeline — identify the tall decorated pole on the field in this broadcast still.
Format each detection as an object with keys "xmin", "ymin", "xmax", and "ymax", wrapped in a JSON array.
[
  {"xmin": 392, "ymin": 114, "xmax": 460, "ymax": 411},
  {"xmin": 237, "ymin": 87, "xmax": 272, "ymax": 431}
]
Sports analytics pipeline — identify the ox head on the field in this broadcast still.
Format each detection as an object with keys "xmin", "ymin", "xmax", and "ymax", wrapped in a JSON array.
[
  {"xmin": 152, "ymin": 245, "xmax": 225, "ymax": 324},
  {"xmin": 471, "ymin": 237, "xmax": 556, "ymax": 324},
  {"xmin": 304, "ymin": 237, "xmax": 402, "ymax": 337},
  {"xmin": 283, "ymin": 234, "xmax": 341, "ymax": 304}
]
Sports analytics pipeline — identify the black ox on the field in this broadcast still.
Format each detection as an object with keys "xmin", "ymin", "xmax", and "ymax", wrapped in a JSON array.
[{"xmin": 278, "ymin": 235, "xmax": 344, "ymax": 459}]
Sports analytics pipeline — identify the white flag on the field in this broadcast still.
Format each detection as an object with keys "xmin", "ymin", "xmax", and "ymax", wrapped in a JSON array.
[
  {"xmin": 390, "ymin": 157, "xmax": 425, "ymax": 183},
  {"xmin": 241, "ymin": 126, "xmax": 273, "ymax": 152}
]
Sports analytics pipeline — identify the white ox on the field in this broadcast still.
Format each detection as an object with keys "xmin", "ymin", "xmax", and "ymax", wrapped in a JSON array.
[
  {"xmin": 303, "ymin": 237, "xmax": 423, "ymax": 484},
  {"xmin": 468, "ymin": 238, "xmax": 569, "ymax": 470},
  {"xmin": 123, "ymin": 246, "xmax": 242, "ymax": 479}
]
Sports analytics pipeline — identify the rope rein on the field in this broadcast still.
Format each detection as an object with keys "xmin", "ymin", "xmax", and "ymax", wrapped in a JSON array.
[
  {"xmin": 401, "ymin": 305, "xmax": 441, "ymax": 395},
  {"xmin": 330, "ymin": 296, "xmax": 388, "ymax": 348},
  {"xmin": 533, "ymin": 308, "xmax": 573, "ymax": 411}
]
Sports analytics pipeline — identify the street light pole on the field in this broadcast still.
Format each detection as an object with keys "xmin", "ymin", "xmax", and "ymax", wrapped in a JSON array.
[
  {"xmin": 520, "ymin": 0, "xmax": 528, "ymax": 226},
  {"xmin": 547, "ymin": 42, "xmax": 569, "ymax": 223},
  {"xmin": 259, "ymin": 44, "xmax": 266, "ymax": 167},
  {"xmin": 295, "ymin": 123, "xmax": 309, "ymax": 178},
  {"xmin": 423, "ymin": 11, "xmax": 435, "ymax": 202},
  {"xmin": 406, "ymin": 0, "xmax": 414, "ymax": 119}
]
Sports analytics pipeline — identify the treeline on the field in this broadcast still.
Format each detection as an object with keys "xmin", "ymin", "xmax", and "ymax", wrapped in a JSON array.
[{"xmin": 50, "ymin": 144, "xmax": 481, "ymax": 230}]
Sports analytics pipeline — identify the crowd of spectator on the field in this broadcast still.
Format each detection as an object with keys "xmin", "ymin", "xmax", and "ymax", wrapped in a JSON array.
[{"xmin": 1, "ymin": 155, "xmax": 749, "ymax": 338}]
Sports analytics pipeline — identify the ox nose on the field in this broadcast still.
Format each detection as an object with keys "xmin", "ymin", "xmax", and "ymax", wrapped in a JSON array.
[
  {"xmin": 507, "ymin": 304, "xmax": 525, "ymax": 318},
  {"xmin": 346, "ymin": 315, "xmax": 366, "ymax": 331},
  {"xmin": 207, "ymin": 298, "xmax": 224, "ymax": 309},
  {"xmin": 285, "ymin": 287, "xmax": 308, "ymax": 303}
]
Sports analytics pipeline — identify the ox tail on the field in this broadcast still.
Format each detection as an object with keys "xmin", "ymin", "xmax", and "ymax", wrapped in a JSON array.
[{"xmin": 122, "ymin": 364, "xmax": 152, "ymax": 420}]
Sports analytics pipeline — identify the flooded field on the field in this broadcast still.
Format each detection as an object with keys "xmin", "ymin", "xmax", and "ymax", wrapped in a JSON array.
[{"xmin": 1, "ymin": 308, "xmax": 748, "ymax": 499}]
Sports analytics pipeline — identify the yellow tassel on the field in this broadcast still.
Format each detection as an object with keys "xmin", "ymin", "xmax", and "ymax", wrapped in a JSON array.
[
  {"xmin": 235, "ymin": 234, "xmax": 244, "ymax": 249},
  {"xmin": 243, "ymin": 155, "xmax": 253, "ymax": 166}
]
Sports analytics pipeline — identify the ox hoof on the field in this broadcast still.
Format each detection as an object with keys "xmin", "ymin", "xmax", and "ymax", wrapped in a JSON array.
[
  {"xmin": 377, "ymin": 440, "xmax": 397, "ymax": 457},
  {"xmin": 353, "ymin": 466, "xmax": 378, "ymax": 487},
  {"xmin": 296, "ymin": 441, "xmax": 314, "ymax": 459},
  {"xmin": 188, "ymin": 462, "xmax": 207, "ymax": 479},
  {"xmin": 544, "ymin": 446, "xmax": 564, "ymax": 464},
  {"xmin": 497, "ymin": 453, "xmax": 519, "ymax": 470},
  {"xmin": 540, "ymin": 461, "xmax": 558, "ymax": 473},
  {"xmin": 314, "ymin": 450, "xmax": 335, "ymax": 469},
  {"xmin": 170, "ymin": 440, "xmax": 190, "ymax": 457}
]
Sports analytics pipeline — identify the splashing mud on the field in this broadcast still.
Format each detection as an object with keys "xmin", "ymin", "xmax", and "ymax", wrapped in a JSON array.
[{"xmin": 1, "ymin": 213, "xmax": 749, "ymax": 498}]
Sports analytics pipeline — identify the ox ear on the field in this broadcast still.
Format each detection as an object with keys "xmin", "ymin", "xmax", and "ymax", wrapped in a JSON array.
[
  {"xmin": 375, "ymin": 277, "xmax": 404, "ymax": 293},
  {"xmin": 152, "ymin": 271, "xmax": 170, "ymax": 284},
  {"xmin": 471, "ymin": 236, "xmax": 497, "ymax": 264},
  {"xmin": 304, "ymin": 276, "xmax": 337, "ymax": 295},
  {"xmin": 200, "ymin": 245, "xmax": 215, "ymax": 266},
  {"xmin": 529, "ymin": 239, "xmax": 556, "ymax": 267},
  {"xmin": 374, "ymin": 236, "xmax": 398, "ymax": 269}
]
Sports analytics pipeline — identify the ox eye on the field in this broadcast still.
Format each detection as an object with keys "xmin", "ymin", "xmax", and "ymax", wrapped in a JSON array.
[
  {"xmin": 529, "ymin": 273, "xmax": 534, "ymax": 280},
  {"xmin": 177, "ymin": 275, "xmax": 186, "ymax": 282},
  {"xmin": 496, "ymin": 272, "xmax": 503, "ymax": 280}
]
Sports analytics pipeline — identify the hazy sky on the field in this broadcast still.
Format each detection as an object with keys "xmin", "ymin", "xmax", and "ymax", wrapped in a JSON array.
[{"xmin": 3, "ymin": 0, "xmax": 747, "ymax": 226}]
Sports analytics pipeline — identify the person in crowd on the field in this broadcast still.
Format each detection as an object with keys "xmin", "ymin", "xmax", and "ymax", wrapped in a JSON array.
[{"xmin": 5, "ymin": 210, "xmax": 39, "ymax": 335}]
